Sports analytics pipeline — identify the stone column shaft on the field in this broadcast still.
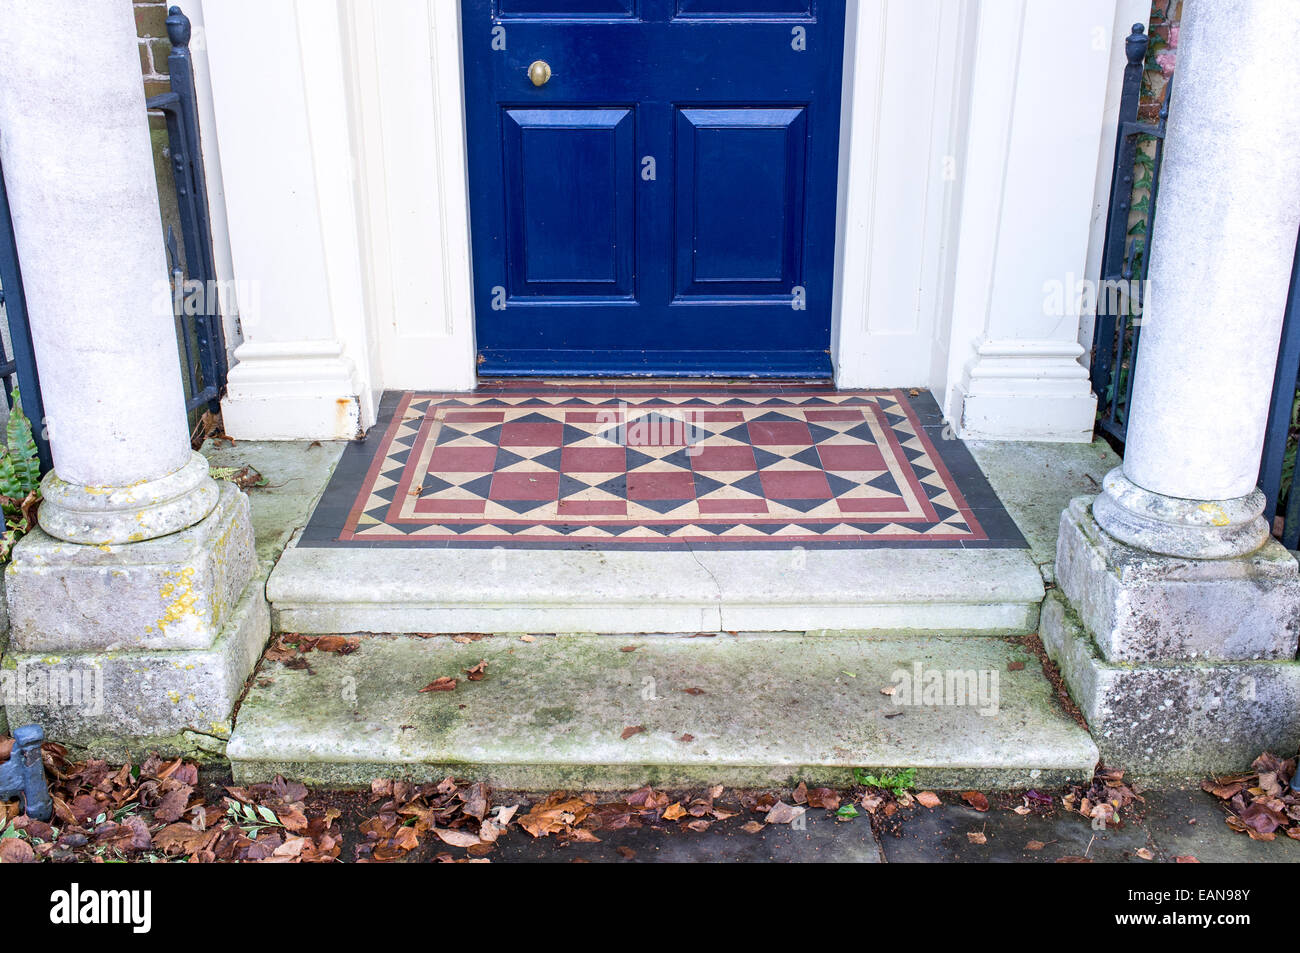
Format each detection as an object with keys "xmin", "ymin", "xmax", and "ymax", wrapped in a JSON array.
[{"xmin": 0, "ymin": 1, "xmax": 215, "ymax": 543}]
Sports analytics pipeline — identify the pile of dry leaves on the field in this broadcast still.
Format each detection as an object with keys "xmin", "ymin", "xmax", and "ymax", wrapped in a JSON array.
[
  {"xmin": 1062, "ymin": 766, "xmax": 1143, "ymax": 829},
  {"xmin": 1203, "ymin": 752, "xmax": 1300, "ymax": 842},
  {"xmin": 354, "ymin": 779, "xmax": 852, "ymax": 861},
  {"xmin": 0, "ymin": 739, "xmax": 341, "ymax": 863}
]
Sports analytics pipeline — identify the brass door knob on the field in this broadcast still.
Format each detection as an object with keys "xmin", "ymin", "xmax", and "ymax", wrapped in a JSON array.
[{"xmin": 528, "ymin": 60, "xmax": 552, "ymax": 87}]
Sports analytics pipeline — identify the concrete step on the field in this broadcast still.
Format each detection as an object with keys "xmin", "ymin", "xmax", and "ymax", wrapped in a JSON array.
[
  {"xmin": 266, "ymin": 539, "xmax": 1045, "ymax": 636},
  {"xmin": 227, "ymin": 632, "xmax": 1097, "ymax": 790}
]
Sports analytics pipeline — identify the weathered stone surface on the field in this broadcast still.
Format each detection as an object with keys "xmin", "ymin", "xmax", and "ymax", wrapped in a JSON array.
[
  {"xmin": 3, "ymin": 578, "xmax": 270, "ymax": 761},
  {"xmin": 1040, "ymin": 591, "xmax": 1300, "ymax": 775},
  {"xmin": 1056, "ymin": 498, "xmax": 1300, "ymax": 663},
  {"xmin": 228, "ymin": 632, "xmax": 1097, "ymax": 790},
  {"xmin": 5, "ymin": 482, "xmax": 255, "ymax": 653},
  {"xmin": 268, "ymin": 542, "xmax": 1045, "ymax": 637}
]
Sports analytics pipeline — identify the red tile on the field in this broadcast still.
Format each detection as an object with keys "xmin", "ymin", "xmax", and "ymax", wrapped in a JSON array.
[
  {"xmin": 627, "ymin": 471, "xmax": 696, "ymax": 500},
  {"xmin": 558, "ymin": 499, "xmax": 627, "ymax": 516},
  {"xmin": 489, "ymin": 472, "xmax": 559, "ymax": 500},
  {"xmin": 428, "ymin": 445, "xmax": 498, "ymax": 473},
  {"xmin": 442, "ymin": 411, "xmax": 505, "ymax": 422},
  {"xmin": 760, "ymin": 470, "xmax": 832, "ymax": 499},
  {"xmin": 697, "ymin": 411, "xmax": 746, "ymax": 422},
  {"xmin": 561, "ymin": 447, "xmax": 627, "ymax": 472},
  {"xmin": 817, "ymin": 444, "xmax": 886, "ymax": 471},
  {"xmin": 697, "ymin": 499, "xmax": 770, "ymax": 514},
  {"xmin": 805, "ymin": 409, "xmax": 866, "ymax": 422},
  {"xmin": 748, "ymin": 420, "xmax": 812, "ymax": 446},
  {"xmin": 690, "ymin": 445, "xmax": 757, "ymax": 471},
  {"xmin": 413, "ymin": 498, "xmax": 488, "ymax": 514},
  {"xmin": 499, "ymin": 421, "xmax": 564, "ymax": 447}
]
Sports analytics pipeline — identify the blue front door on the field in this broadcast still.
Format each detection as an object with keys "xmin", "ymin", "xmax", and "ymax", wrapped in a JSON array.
[{"xmin": 462, "ymin": 1, "xmax": 846, "ymax": 378}]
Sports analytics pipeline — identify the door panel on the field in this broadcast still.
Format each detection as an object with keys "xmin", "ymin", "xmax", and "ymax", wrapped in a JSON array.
[
  {"xmin": 462, "ymin": 0, "xmax": 845, "ymax": 377},
  {"xmin": 502, "ymin": 108, "xmax": 635, "ymax": 296},
  {"xmin": 497, "ymin": 1, "xmax": 637, "ymax": 17},
  {"xmin": 673, "ymin": 0, "xmax": 813, "ymax": 18},
  {"xmin": 674, "ymin": 107, "xmax": 806, "ymax": 295}
]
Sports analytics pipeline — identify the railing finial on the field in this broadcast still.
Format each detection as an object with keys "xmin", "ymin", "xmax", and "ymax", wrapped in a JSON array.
[
  {"xmin": 166, "ymin": 6, "xmax": 191, "ymax": 49},
  {"xmin": 1125, "ymin": 23, "xmax": 1149, "ymax": 67}
]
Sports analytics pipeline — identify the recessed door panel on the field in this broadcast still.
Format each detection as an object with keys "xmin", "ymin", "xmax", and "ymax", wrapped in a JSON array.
[
  {"xmin": 496, "ymin": 1, "xmax": 637, "ymax": 18},
  {"xmin": 675, "ymin": 107, "xmax": 806, "ymax": 295},
  {"xmin": 463, "ymin": 0, "xmax": 845, "ymax": 376},
  {"xmin": 674, "ymin": 0, "xmax": 812, "ymax": 18},
  {"xmin": 502, "ymin": 108, "xmax": 635, "ymax": 296}
]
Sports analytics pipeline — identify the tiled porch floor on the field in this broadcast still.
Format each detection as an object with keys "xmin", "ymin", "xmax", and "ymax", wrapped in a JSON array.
[{"xmin": 300, "ymin": 384, "xmax": 1025, "ymax": 550}]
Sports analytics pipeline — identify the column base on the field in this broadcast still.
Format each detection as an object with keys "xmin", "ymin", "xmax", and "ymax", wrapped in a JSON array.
[
  {"xmin": 1056, "ymin": 497, "xmax": 1300, "ymax": 663},
  {"xmin": 1093, "ymin": 467, "xmax": 1270, "ymax": 559},
  {"xmin": 220, "ymin": 339, "xmax": 367, "ymax": 440},
  {"xmin": 2, "ymin": 482, "xmax": 269, "ymax": 759},
  {"xmin": 1041, "ymin": 591, "xmax": 1300, "ymax": 774},
  {"xmin": 38, "ymin": 451, "xmax": 219, "ymax": 545},
  {"xmin": 952, "ymin": 339, "xmax": 1098, "ymax": 442}
]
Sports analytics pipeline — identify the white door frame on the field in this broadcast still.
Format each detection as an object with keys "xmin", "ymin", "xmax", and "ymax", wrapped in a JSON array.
[{"xmin": 203, "ymin": 0, "xmax": 1130, "ymax": 442}]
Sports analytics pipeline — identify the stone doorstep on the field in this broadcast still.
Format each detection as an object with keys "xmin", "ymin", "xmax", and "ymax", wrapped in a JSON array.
[
  {"xmin": 226, "ymin": 632, "xmax": 1098, "ymax": 790},
  {"xmin": 1056, "ymin": 498, "xmax": 1300, "ymax": 663},
  {"xmin": 1040, "ymin": 591, "xmax": 1300, "ymax": 775},
  {"xmin": 267, "ymin": 537, "xmax": 1046, "ymax": 637}
]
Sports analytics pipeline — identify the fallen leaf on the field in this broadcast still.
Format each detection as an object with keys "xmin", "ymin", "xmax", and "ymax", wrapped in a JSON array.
[
  {"xmin": 621, "ymin": 726, "xmax": 645, "ymax": 740},
  {"xmin": 1025, "ymin": 840, "xmax": 1046, "ymax": 851},
  {"xmin": 419, "ymin": 676, "xmax": 457, "ymax": 693},
  {"xmin": 916, "ymin": 791, "xmax": 941, "ymax": 809},
  {"xmin": 962, "ymin": 791, "xmax": 990, "ymax": 812},
  {"xmin": 765, "ymin": 802, "xmax": 805, "ymax": 825},
  {"xmin": 1136, "ymin": 847, "xmax": 1155, "ymax": 860},
  {"xmin": 464, "ymin": 659, "xmax": 488, "ymax": 682},
  {"xmin": 740, "ymin": 821, "xmax": 764, "ymax": 834},
  {"xmin": 967, "ymin": 831, "xmax": 987, "ymax": 845},
  {"xmin": 434, "ymin": 828, "xmax": 482, "ymax": 849},
  {"xmin": 0, "ymin": 838, "xmax": 35, "ymax": 863}
]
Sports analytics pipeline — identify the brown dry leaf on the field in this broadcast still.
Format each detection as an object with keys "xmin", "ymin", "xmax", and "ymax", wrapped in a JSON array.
[
  {"xmin": 663, "ymin": 802, "xmax": 688, "ymax": 821},
  {"xmin": 620, "ymin": 645, "xmax": 638, "ymax": 653},
  {"xmin": 740, "ymin": 821, "xmax": 765, "ymax": 834},
  {"xmin": 686, "ymin": 819, "xmax": 711, "ymax": 833},
  {"xmin": 967, "ymin": 831, "xmax": 987, "ymax": 845},
  {"xmin": 1008, "ymin": 661, "xmax": 1025, "ymax": 671},
  {"xmin": 961, "ymin": 791, "xmax": 990, "ymax": 812},
  {"xmin": 274, "ymin": 837, "xmax": 308, "ymax": 858},
  {"xmin": 314, "ymin": 636, "xmax": 359, "ymax": 655},
  {"xmin": 0, "ymin": 838, "xmax": 35, "ymax": 863},
  {"xmin": 916, "ymin": 791, "xmax": 942, "ymax": 809},
  {"xmin": 682, "ymin": 687, "xmax": 705, "ymax": 696},
  {"xmin": 880, "ymin": 685, "xmax": 896, "ymax": 696},
  {"xmin": 621, "ymin": 725, "xmax": 645, "ymax": 740},
  {"xmin": 520, "ymin": 635, "xmax": 536, "ymax": 643},
  {"xmin": 1025, "ymin": 840, "xmax": 1046, "ymax": 851},
  {"xmin": 1136, "ymin": 847, "xmax": 1155, "ymax": 860},
  {"xmin": 679, "ymin": 734, "xmax": 694, "ymax": 743},
  {"xmin": 765, "ymin": 801, "xmax": 805, "ymax": 825},
  {"xmin": 419, "ymin": 676, "xmax": 457, "ymax": 693},
  {"xmin": 464, "ymin": 660, "xmax": 488, "ymax": 682},
  {"xmin": 435, "ymin": 828, "xmax": 482, "ymax": 849},
  {"xmin": 1175, "ymin": 855, "xmax": 1201, "ymax": 863}
]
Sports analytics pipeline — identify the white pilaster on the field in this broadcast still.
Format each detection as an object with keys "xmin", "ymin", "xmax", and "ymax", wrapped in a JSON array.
[
  {"xmin": 203, "ymin": 0, "xmax": 377, "ymax": 440},
  {"xmin": 0, "ymin": 0, "xmax": 217, "ymax": 543},
  {"xmin": 944, "ymin": 0, "xmax": 1115, "ymax": 441}
]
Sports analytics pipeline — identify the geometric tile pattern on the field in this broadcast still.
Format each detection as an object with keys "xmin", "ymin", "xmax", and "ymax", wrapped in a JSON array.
[{"xmin": 304, "ymin": 384, "xmax": 1025, "ymax": 549}]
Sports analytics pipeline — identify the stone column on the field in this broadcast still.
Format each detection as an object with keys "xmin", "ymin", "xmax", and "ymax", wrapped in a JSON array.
[
  {"xmin": 0, "ymin": 2, "xmax": 216, "ymax": 543},
  {"xmin": 0, "ymin": 3, "xmax": 266, "ymax": 757},
  {"xmin": 1043, "ymin": 0, "xmax": 1300, "ymax": 773}
]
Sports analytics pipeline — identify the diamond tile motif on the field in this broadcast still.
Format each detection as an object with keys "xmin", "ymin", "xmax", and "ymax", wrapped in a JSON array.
[{"xmin": 301, "ymin": 384, "xmax": 1026, "ymax": 549}]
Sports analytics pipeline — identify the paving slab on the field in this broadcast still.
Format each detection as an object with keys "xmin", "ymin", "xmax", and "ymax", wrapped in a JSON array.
[
  {"xmin": 1138, "ymin": 785, "xmax": 1300, "ymax": 863},
  {"xmin": 968, "ymin": 439, "xmax": 1120, "ymax": 582},
  {"xmin": 876, "ymin": 801, "xmax": 1154, "ymax": 863},
  {"xmin": 228, "ymin": 632, "xmax": 1097, "ymax": 790},
  {"xmin": 492, "ymin": 809, "xmax": 882, "ymax": 863}
]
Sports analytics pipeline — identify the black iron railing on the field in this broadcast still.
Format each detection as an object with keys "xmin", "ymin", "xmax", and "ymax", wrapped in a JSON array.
[
  {"xmin": 1258, "ymin": 237, "xmax": 1300, "ymax": 548},
  {"xmin": 0, "ymin": 160, "xmax": 51, "ymax": 474},
  {"xmin": 146, "ymin": 6, "xmax": 227, "ymax": 416},
  {"xmin": 1090, "ymin": 23, "xmax": 1172, "ymax": 447}
]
